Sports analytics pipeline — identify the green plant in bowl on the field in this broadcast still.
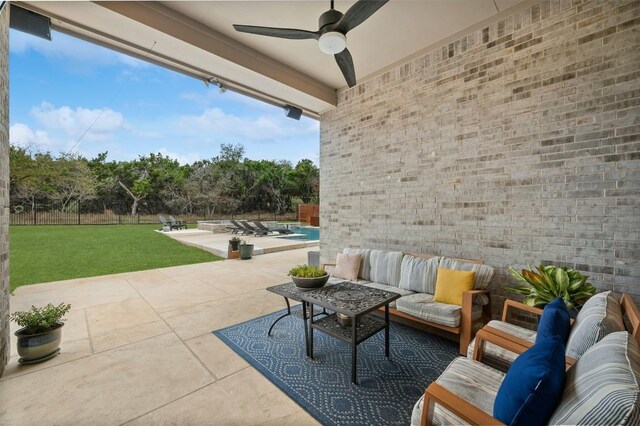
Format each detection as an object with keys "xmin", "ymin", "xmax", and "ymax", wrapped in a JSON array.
[
  {"xmin": 11, "ymin": 302, "xmax": 71, "ymax": 364},
  {"xmin": 288, "ymin": 264, "xmax": 327, "ymax": 278},
  {"xmin": 11, "ymin": 303, "xmax": 71, "ymax": 335},
  {"xmin": 508, "ymin": 265, "xmax": 597, "ymax": 311},
  {"xmin": 288, "ymin": 264, "xmax": 328, "ymax": 289}
]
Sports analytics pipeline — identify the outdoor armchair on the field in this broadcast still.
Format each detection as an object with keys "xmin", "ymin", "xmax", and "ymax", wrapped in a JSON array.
[
  {"xmin": 167, "ymin": 215, "xmax": 187, "ymax": 230},
  {"xmin": 416, "ymin": 329, "xmax": 640, "ymax": 426},
  {"xmin": 159, "ymin": 215, "xmax": 185, "ymax": 231},
  {"xmin": 159, "ymin": 215, "xmax": 170, "ymax": 230},
  {"xmin": 467, "ymin": 292, "xmax": 640, "ymax": 372}
]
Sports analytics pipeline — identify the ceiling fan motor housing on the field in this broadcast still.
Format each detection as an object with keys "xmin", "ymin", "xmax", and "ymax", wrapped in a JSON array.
[{"xmin": 318, "ymin": 9, "xmax": 343, "ymax": 31}]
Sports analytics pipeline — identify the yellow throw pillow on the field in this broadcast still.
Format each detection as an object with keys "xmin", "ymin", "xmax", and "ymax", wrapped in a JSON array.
[
  {"xmin": 433, "ymin": 268, "xmax": 476, "ymax": 306},
  {"xmin": 332, "ymin": 253, "xmax": 362, "ymax": 282}
]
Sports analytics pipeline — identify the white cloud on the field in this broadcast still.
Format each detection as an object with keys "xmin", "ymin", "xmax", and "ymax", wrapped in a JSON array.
[
  {"xmin": 180, "ymin": 89, "xmax": 282, "ymax": 112},
  {"xmin": 9, "ymin": 123, "xmax": 54, "ymax": 148},
  {"xmin": 177, "ymin": 107, "xmax": 319, "ymax": 142},
  {"xmin": 157, "ymin": 148, "xmax": 202, "ymax": 165},
  {"xmin": 10, "ymin": 29, "xmax": 149, "ymax": 69},
  {"xmin": 30, "ymin": 102, "xmax": 125, "ymax": 142}
]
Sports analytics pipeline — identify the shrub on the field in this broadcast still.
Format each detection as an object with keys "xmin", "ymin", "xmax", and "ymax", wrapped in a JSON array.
[
  {"xmin": 288, "ymin": 264, "xmax": 327, "ymax": 278},
  {"xmin": 10, "ymin": 303, "xmax": 71, "ymax": 334}
]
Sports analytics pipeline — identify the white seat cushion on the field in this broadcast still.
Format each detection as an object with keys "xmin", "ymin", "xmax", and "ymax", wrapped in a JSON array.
[
  {"xmin": 411, "ymin": 357, "xmax": 504, "ymax": 425},
  {"xmin": 360, "ymin": 282, "xmax": 414, "ymax": 308},
  {"xmin": 396, "ymin": 293, "xmax": 483, "ymax": 328}
]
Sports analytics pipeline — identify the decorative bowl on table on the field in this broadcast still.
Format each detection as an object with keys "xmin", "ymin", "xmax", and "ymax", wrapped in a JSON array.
[
  {"xmin": 288, "ymin": 264, "xmax": 330, "ymax": 290},
  {"xmin": 336, "ymin": 313, "xmax": 352, "ymax": 327},
  {"xmin": 291, "ymin": 274, "xmax": 329, "ymax": 290}
]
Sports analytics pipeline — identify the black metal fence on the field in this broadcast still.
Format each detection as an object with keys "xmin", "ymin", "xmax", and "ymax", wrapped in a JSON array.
[{"xmin": 9, "ymin": 200, "xmax": 297, "ymax": 226}]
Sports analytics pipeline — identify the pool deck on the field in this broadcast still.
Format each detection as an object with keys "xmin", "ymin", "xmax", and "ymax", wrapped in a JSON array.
[{"xmin": 159, "ymin": 229, "xmax": 319, "ymax": 259}]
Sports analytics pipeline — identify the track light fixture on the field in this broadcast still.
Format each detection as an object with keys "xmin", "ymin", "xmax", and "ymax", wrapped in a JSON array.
[
  {"xmin": 205, "ymin": 77, "xmax": 226, "ymax": 93},
  {"xmin": 284, "ymin": 105, "xmax": 303, "ymax": 120}
]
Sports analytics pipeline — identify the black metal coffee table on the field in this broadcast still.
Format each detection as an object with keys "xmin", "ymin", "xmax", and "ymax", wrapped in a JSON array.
[{"xmin": 267, "ymin": 281, "xmax": 401, "ymax": 384}]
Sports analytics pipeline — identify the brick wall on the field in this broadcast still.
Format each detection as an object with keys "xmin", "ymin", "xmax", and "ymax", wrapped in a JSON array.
[
  {"xmin": 320, "ymin": 0, "xmax": 640, "ymax": 316},
  {"xmin": 0, "ymin": 5, "xmax": 9, "ymax": 376}
]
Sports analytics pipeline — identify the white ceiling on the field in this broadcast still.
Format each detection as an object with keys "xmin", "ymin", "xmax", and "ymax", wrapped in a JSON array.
[
  {"xmin": 18, "ymin": 0, "xmax": 530, "ymax": 116},
  {"xmin": 170, "ymin": 0, "xmax": 525, "ymax": 88}
]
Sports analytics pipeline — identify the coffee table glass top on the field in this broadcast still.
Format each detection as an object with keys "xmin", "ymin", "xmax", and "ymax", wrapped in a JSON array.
[{"xmin": 267, "ymin": 281, "xmax": 400, "ymax": 316}]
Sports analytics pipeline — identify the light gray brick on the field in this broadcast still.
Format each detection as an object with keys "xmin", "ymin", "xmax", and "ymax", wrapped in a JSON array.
[
  {"xmin": 0, "ymin": 6, "xmax": 8, "ymax": 375},
  {"xmin": 320, "ymin": 0, "xmax": 640, "ymax": 318}
]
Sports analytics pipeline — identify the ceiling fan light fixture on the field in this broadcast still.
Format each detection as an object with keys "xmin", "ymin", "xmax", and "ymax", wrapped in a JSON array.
[{"xmin": 318, "ymin": 31, "xmax": 346, "ymax": 55}]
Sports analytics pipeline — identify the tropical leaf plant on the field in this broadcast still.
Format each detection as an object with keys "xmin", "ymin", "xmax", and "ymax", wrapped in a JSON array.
[{"xmin": 507, "ymin": 265, "xmax": 597, "ymax": 311}]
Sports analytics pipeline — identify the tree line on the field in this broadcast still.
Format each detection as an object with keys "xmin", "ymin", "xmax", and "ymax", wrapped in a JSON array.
[{"xmin": 9, "ymin": 143, "xmax": 319, "ymax": 217}]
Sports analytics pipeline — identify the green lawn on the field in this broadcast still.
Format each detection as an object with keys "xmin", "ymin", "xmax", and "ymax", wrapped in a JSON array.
[{"xmin": 9, "ymin": 225, "xmax": 222, "ymax": 292}]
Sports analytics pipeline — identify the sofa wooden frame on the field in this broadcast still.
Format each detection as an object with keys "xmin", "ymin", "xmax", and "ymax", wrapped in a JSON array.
[{"xmin": 323, "ymin": 253, "xmax": 492, "ymax": 355}]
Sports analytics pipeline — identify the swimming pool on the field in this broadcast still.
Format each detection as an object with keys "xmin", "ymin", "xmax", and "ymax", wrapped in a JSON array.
[{"xmin": 280, "ymin": 226, "xmax": 320, "ymax": 241}]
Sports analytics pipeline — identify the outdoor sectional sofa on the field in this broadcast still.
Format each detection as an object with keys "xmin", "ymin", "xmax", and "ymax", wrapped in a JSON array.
[{"xmin": 325, "ymin": 248, "xmax": 495, "ymax": 355}]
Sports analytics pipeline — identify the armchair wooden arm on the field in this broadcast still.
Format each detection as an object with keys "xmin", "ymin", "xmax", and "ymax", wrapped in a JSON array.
[
  {"xmin": 472, "ymin": 327, "xmax": 529, "ymax": 363},
  {"xmin": 621, "ymin": 294, "xmax": 640, "ymax": 343},
  {"xmin": 482, "ymin": 325, "xmax": 533, "ymax": 349},
  {"xmin": 420, "ymin": 383, "xmax": 505, "ymax": 426},
  {"xmin": 480, "ymin": 326, "xmax": 576, "ymax": 370},
  {"xmin": 501, "ymin": 299, "xmax": 543, "ymax": 322},
  {"xmin": 459, "ymin": 289, "xmax": 491, "ymax": 355}
]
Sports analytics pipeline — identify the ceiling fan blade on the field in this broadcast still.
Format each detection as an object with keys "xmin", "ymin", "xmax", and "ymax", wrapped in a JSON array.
[
  {"xmin": 335, "ymin": 48, "xmax": 356, "ymax": 88},
  {"xmin": 333, "ymin": 0, "xmax": 389, "ymax": 34},
  {"xmin": 233, "ymin": 24, "xmax": 319, "ymax": 40}
]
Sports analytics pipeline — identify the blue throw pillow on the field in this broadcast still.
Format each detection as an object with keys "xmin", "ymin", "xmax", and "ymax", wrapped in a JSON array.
[
  {"xmin": 536, "ymin": 298, "xmax": 571, "ymax": 344},
  {"xmin": 493, "ymin": 336, "xmax": 566, "ymax": 426}
]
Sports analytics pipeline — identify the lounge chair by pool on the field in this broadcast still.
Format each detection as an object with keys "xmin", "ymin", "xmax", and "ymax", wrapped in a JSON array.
[
  {"xmin": 253, "ymin": 221, "xmax": 294, "ymax": 235},
  {"xmin": 239, "ymin": 220, "xmax": 269, "ymax": 236}
]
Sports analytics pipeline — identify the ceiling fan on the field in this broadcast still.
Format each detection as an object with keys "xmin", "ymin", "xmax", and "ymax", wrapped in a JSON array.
[{"xmin": 233, "ymin": 0, "xmax": 389, "ymax": 88}]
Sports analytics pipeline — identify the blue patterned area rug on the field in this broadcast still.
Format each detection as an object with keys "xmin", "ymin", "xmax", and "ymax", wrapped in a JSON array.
[{"xmin": 213, "ymin": 307, "xmax": 458, "ymax": 425}]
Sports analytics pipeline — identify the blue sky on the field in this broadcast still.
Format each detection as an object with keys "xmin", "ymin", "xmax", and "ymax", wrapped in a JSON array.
[{"xmin": 9, "ymin": 29, "xmax": 320, "ymax": 165}]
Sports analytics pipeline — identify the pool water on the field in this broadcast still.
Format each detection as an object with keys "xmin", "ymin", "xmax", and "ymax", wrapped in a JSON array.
[{"xmin": 281, "ymin": 226, "xmax": 320, "ymax": 241}]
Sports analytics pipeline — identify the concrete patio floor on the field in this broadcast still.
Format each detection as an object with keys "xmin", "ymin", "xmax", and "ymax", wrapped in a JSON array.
[{"xmin": 0, "ymin": 247, "xmax": 319, "ymax": 426}]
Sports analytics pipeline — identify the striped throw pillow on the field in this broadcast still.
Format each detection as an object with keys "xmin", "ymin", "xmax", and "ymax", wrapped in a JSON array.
[
  {"xmin": 565, "ymin": 291, "xmax": 625, "ymax": 359},
  {"xmin": 369, "ymin": 250, "xmax": 404, "ymax": 287},
  {"xmin": 398, "ymin": 255, "xmax": 440, "ymax": 293},
  {"xmin": 549, "ymin": 331, "xmax": 640, "ymax": 425}
]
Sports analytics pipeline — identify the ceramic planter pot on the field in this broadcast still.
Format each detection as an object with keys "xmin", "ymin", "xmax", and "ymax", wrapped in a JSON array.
[
  {"xmin": 229, "ymin": 239, "xmax": 241, "ymax": 251},
  {"xmin": 15, "ymin": 322, "xmax": 63, "ymax": 364},
  {"xmin": 292, "ymin": 274, "xmax": 329, "ymax": 290},
  {"xmin": 239, "ymin": 244, "xmax": 254, "ymax": 259}
]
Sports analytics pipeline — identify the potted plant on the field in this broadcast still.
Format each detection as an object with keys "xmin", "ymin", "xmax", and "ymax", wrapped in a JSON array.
[
  {"xmin": 229, "ymin": 236, "xmax": 241, "ymax": 251},
  {"xmin": 239, "ymin": 238, "xmax": 254, "ymax": 260},
  {"xmin": 288, "ymin": 264, "xmax": 329, "ymax": 290},
  {"xmin": 508, "ymin": 264, "xmax": 597, "ymax": 315},
  {"xmin": 11, "ymin": 302, "xmax": 71, "ymax": 364}
]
